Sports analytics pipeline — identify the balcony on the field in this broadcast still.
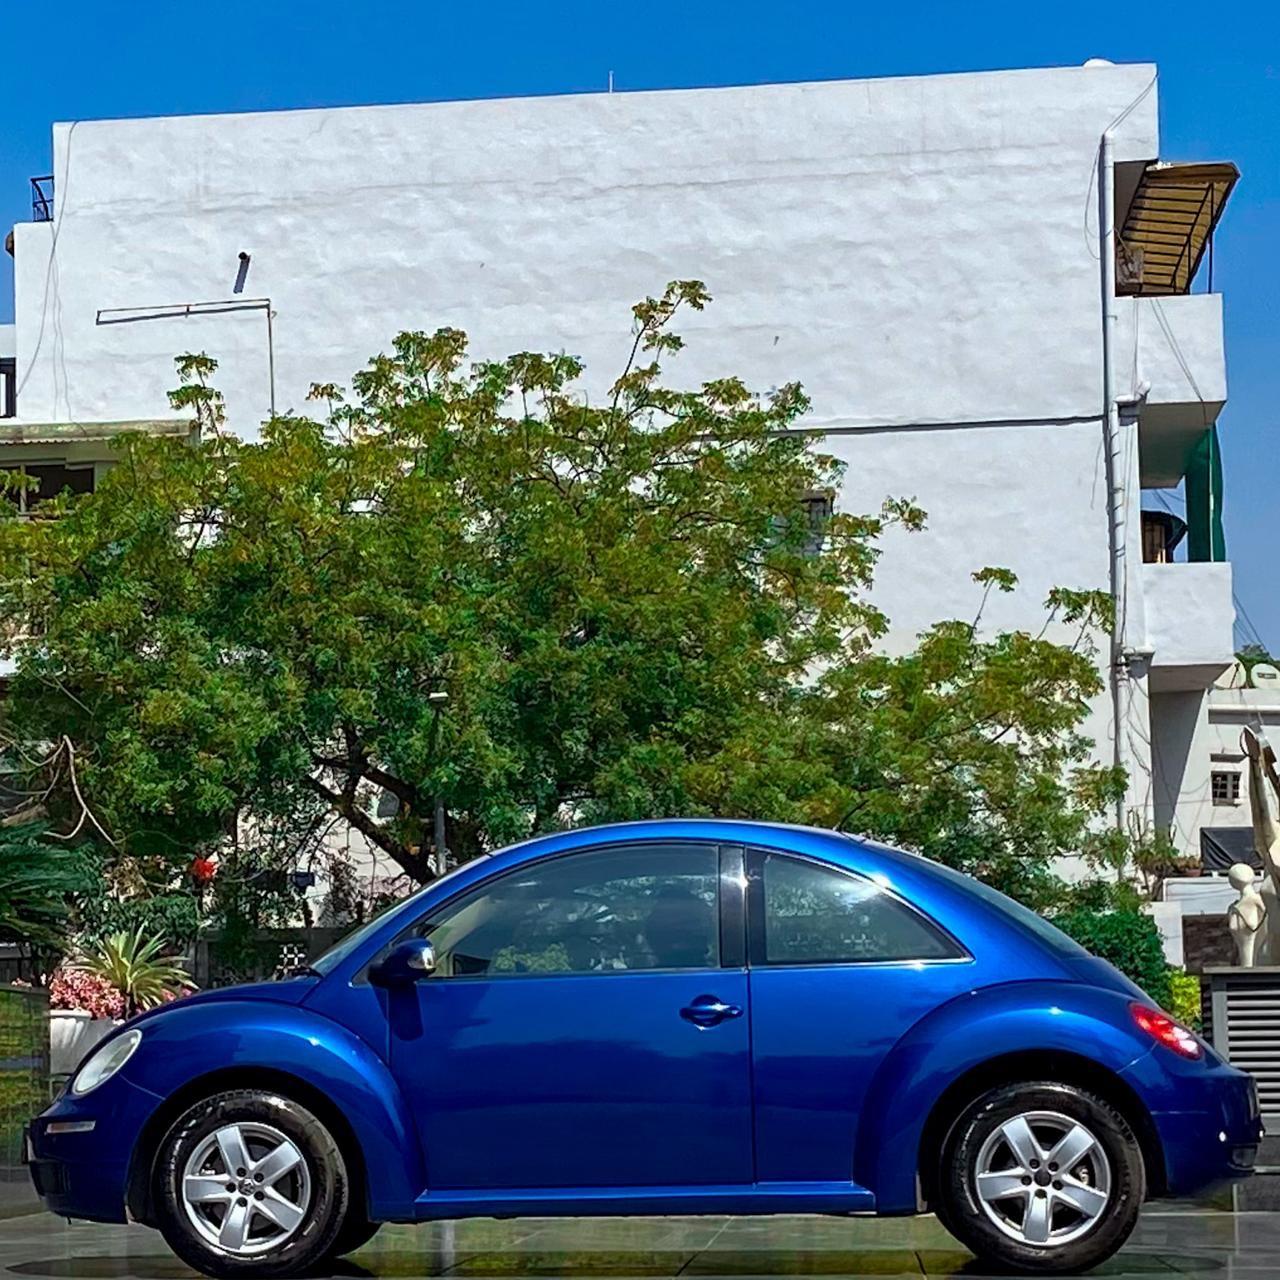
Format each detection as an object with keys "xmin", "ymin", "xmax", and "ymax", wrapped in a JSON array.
[
  {"xmin": 1122, "ymin": 293, "xmax": 1227, "ymax": 488},
  {"xmin": 1143, "ymin": 560, "xmax": 1235, "ymax": 691},
  {"xmin": 30, "ymin": 175, "xmax": 53, "ymax": 223}
]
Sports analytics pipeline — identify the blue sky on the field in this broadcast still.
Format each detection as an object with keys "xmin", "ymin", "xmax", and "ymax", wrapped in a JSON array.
[{"xmin": 1, "ymin": 1, "xmax": 1275, "ymax": 648}]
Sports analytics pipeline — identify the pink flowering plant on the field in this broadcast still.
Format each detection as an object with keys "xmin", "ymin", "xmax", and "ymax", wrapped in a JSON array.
[{"xmin": 48, "ymin": 966, "xmax": 125, "ymax": 1020}]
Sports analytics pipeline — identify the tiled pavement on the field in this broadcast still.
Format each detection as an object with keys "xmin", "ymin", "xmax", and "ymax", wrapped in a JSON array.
[{"xmin": 1, "ymin": 1206, "xmax": 1278, "ymax": 1279}]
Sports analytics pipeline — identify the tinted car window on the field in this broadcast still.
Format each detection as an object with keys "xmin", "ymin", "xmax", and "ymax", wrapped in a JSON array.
[
  {"xmin": 761, "ymin": 852, "xmax": 960, "ymax": 964},
  {"xmin": 881, "ymin": 846, "xmax": 1090, "ymax": 958},
  {"xmin": 422, "ymin": 844, "xmax": 720, "ymax": 978}
]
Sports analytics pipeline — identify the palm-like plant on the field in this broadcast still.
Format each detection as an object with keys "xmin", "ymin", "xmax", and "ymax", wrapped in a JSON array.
[
  {"xmin": 0, "ymin": 824, "xmax": 99, "ymax": 954},
  {"xmin": 73, "ymin": 926, "xmax": 195, "ymax": 1017}
]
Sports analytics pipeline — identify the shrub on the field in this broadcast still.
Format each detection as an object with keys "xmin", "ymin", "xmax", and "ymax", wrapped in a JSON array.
[
  {"xmin": 48, "ymin": 968, "xmax": 124, "ymax": 1020},
  {"xmin": 1052, "ymin": 908, "xmax": 1172, "ymax": 1009},
  {"xmin": 80, "ymin": 891, "xmax": 200, "ymax": 949},
  {"xmin": 1167, "ymin": 969, "xmax": 1202, "ymax": 1030},
  {"xmin": 72, "ymin": 926, "xmax": 196, "ymax": 1017}
]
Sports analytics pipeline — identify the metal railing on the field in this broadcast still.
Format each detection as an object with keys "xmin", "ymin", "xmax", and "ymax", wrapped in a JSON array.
[
  {"xmin": 30, "ymin": 176, "xmax": 53, "ymax": 222},
  {"xmin": 0, "ymin": 985, "xmax": 50, "ymax": 1177}
]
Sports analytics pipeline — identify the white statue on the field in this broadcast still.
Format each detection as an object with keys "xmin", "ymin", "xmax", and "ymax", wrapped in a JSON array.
[
  {"xmin": 1227, "ymin": 862, "xmax": 1267, "ymax": 967},
  {"xmin": 1239, "ymin": 727, "xmax": 1280, "ymax": 966}
]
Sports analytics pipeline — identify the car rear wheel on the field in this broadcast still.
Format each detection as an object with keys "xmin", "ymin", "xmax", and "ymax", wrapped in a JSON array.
[
  {"xmin": 154, "ymin": 1089, "xmax": 349, "ymax": 1277},
  {"xmin": 936, "ymin": 1081, "xmax": 1145, "ymax": 1274}
]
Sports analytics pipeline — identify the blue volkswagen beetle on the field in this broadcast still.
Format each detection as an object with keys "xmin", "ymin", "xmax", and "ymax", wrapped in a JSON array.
[{"xmin": 28, "ymin": 821, "xmax": 1260, "ymax": 1276}]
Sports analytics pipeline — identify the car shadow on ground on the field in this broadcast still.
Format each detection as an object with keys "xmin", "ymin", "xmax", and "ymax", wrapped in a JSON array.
[{"xmin": 3, "ymin": 1249, "xmax": 1225, "ymax": 1279}]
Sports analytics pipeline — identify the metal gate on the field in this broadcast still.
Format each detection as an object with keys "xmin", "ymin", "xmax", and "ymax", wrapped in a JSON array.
[{"xmin": 1205, "ymin": 966, "xmax": 1280, "ymax": 1123}]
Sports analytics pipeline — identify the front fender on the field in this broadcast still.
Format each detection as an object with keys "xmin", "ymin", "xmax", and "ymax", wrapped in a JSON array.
[
  {"xmin": 121, "ymin": 1000, "xmax": 422, "ymax": 1219},
  {"xmin": 855, "ymin": 981, "xmax": 1151, "ymax": 1212}
]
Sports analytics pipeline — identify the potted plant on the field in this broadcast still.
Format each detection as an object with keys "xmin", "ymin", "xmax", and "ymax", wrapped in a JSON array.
[
  {"xmin": 47, "ymin": 966, "xmax": 124, "ymax": 1075},
  {"xmin": 72, "ymin": 925, "xmax": 196, "ymax": 1019}
]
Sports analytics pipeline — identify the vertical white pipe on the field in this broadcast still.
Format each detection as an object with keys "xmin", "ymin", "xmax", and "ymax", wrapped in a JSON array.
[{"xmin": 1100, "ymin": 130, "xmax": 1129, "ymax": 832}]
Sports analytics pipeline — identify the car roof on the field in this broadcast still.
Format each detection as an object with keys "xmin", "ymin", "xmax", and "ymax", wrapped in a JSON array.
[{"xmin": 314, "ymin": 817, "xmax": 1069, "ymax": 986}]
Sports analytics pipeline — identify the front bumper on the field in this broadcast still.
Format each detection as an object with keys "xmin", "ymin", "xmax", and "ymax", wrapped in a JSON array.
[
  {"xmin": 26, "ymin": 1074, "xmax": 163, "ymax": 1223},
  {"xmin": 1122, "ymin": 1046, "xmax": 1263, "ymax": 1196}
]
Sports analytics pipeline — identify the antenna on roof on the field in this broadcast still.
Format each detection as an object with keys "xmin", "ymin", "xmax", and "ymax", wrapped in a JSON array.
[{"xmin": 608, "ymin": 70, "xmax": 614, "ymax": 93}]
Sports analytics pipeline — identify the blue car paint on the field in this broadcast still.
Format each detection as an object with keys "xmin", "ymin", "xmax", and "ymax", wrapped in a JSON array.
[
  {"xmin": 390, "ymin": 968, "xmax": 754, "ymax": 1190},
  {"xmin": 28, "ymin": 819, "xmax": 1261, "ymax": 1227},
  {"xmin": 856, "ymin": 980, "xmax": 1160, "ymax": 1210}
]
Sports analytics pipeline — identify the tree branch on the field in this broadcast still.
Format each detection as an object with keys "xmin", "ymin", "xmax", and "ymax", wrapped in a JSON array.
[{"xmin": 302, "ymin": 774, "xmax": 432, "ymax": 882}]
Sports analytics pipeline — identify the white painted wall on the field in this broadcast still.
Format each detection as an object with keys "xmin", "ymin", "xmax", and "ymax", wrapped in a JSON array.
[
  {"xmin": 828, "ymin": 418, "xmax": 1112, "ymax": 641},
  {"xmin": 1122, "ymin": 293, "xmax": 1227, "ymax": 413},
  {"xmin": 1151, "ymin": 689, "xmax": 1214, "ymax": 853},
  {"xmin": 15, "ymin": 64, "xmax": 1158, "ymax": 436},
  {"xmin": 1145, "ymin": 561, "xmax": 1235, "ymax": 684},
  {"xmin": 6, "ymin": 61, "xmax": 1245, "ymax": 881}
]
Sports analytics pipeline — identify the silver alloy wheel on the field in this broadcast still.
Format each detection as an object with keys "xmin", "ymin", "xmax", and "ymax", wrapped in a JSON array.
[
  {"xmin": 181, "ymin": 1121, "xmax": 312, "ymax": 1256},
  {"xmin": 973, "ymin": 1110, "xmax": 1112, "ymax": 1247}
]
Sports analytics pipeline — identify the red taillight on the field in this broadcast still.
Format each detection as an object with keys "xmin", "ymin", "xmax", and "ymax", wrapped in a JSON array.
[{"xmin": 1130, "ymin": 1003, "xmax": 1201, "ymax": 1059}]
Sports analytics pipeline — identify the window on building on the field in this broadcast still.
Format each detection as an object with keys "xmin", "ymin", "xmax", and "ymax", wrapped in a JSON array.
[
  {"xmin": 1211, "ymin": 770, "xmax": 1242, "ymax": 806},
  {"xmin": 798, "ymin": 490, "xmax": 834, "ymax": 557},
  {"xmin": 758, "ymin": 852, "xmax": 961, "ymax": 964},
  {"xmin": 1, "ymin": 463, "xmax": 95, "ymax": 513},
  {"xmin": 0, "ymin": 359, "xmax": 15, "ymax": 419}
]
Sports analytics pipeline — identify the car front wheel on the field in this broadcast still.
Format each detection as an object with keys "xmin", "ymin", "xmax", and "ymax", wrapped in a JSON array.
[
  {"xmin": 936, "ymin": 1081, "xmax": 1145, "ymax": 1274},
  {"xmin": 155, "ymin": 1089, "xmax": 349, "ymax": 1277}
]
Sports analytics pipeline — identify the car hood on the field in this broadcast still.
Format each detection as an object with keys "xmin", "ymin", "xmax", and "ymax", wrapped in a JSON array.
[{"xmin": 130, "ymin": 976, "xmax": 318, "ymax": 1027}]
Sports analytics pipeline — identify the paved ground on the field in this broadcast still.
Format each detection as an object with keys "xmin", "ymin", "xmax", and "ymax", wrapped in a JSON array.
[{"xmin": 1, "ymin": 1207, "xmax": 1278, "ymax": 1280}]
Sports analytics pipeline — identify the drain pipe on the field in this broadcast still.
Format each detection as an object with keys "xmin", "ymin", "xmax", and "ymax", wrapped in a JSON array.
[{"xmin": 1099, "ymin": 130, "xmax": 1130, "ymax": 833}]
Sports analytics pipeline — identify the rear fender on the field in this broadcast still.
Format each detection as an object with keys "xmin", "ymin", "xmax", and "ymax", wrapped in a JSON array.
[{"xmin": 855, "ymin": 981, "xmax": 1152, "ymax": 1212}]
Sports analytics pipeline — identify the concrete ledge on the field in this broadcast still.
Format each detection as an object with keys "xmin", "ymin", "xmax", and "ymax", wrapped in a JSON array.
[{"xmin": 1145, "ymin": 561, "xmax": 1235, "ymax": 689}]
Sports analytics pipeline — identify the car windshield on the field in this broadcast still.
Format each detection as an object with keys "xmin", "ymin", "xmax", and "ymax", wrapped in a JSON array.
[
  {"xmin": 307, "ymin": 855, "xmax": 486, "ymax": 975},
  {"xmin": 307, "ymin": 896, "xmax": 420, "ymax": 975}
]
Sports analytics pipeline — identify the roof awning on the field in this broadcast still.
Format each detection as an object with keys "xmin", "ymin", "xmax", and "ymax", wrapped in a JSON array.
[
  {"xmin": 1118, "ymin": 162, "xmax": 1238, "ymax": 296},
  {"xmin": 0, "ymin": 418, "xmax": 194, "ymax": 447}
]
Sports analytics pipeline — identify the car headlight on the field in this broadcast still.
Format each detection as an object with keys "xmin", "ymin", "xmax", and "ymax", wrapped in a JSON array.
[{"xmin": 71, "ymin": 1029, "xmax": 142, "ymax": 1096}]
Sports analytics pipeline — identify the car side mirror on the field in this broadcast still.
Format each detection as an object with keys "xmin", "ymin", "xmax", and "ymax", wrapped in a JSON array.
[{"xmin": 369, "ymin": 937, "xmax": 437, "ymax": 987}]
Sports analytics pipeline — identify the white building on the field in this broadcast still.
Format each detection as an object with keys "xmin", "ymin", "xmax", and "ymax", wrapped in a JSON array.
[{"xmin": 0, "ymin": 62, "xmax": 1251, "ymax": 896}]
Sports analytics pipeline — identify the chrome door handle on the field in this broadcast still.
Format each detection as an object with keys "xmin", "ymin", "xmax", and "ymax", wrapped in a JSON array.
[{"xmin": 680, "ymin": 995, "xmax": 743, "ymax": 1027}]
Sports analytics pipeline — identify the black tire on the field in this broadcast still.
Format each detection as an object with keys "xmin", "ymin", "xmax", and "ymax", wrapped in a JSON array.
[
  {"xmin": 935, "ymin": 1081, "xmax": 1145, "ymax": 1275},
  {"xmin": 326, "ymin": 1215, "xmax": 381, "ymax": 1259},
  {"xmin": 154, "ymin": 1089, "xmax": 350, "ymax": 1278}
]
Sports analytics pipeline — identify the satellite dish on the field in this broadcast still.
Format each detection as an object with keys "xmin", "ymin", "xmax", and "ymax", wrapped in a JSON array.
[
  {"xmin": 1250, "ymin": 662, "xmax": 1280, "ymax": 690},
  {"xmin": 1215, "ymin": 661, "xmax": 1247, "ymax": 689}
]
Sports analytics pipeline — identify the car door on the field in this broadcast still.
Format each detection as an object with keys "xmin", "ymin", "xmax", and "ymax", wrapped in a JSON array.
[
  {"xmin": 745, "ymin": 847, "xmax": 975, "ymax": 1184},
  {"xmin": 388, "ymin": 841, "xmax": 753, "ymax": 1191}
]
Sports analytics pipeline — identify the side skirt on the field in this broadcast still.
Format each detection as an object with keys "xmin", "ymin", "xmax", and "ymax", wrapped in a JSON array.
[{"xmin": 412, "ymin": 1181, "xmax": 876, "ymax": 1220}]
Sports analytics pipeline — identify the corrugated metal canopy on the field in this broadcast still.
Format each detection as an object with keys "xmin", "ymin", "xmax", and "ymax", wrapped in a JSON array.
[
  {"xmin": 1118, "ymin": 161, "xmax": 1238, "ymax": 295},
  {"xmin": 0, "ymin": 418, "xmax": 193, "ymax": 446}
]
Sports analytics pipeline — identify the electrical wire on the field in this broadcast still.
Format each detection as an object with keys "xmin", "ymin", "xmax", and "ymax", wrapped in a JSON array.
[
  {"xmin": 1083, "ymin": 72, "xmax": 1159, "ymax": 260},
  {"xmin": 14, "ymin": 120, "xmax": 80, "ymax": 408}
]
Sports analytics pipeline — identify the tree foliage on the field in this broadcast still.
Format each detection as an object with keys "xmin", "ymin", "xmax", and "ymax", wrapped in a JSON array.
[
  {"xmin": 0, "ymin": 824, "xmax": 101, "ymax": 952},
  {"xmin": 0, "ymin": 283, "xmax": 1122, "ymax": 910},
  {"xmin": 1053, "ymin": 907, "xmax": 1173, "ymax": 1009}
]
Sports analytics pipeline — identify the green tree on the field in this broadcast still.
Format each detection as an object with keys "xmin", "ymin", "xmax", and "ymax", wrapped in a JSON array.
[
  {"xmin": 0, "ymin": 283, "xmax": 1120, "ymax": 908},
  {"xmin": 0, "ymin": 824, "xmax": 100, "ymax": 953}
]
